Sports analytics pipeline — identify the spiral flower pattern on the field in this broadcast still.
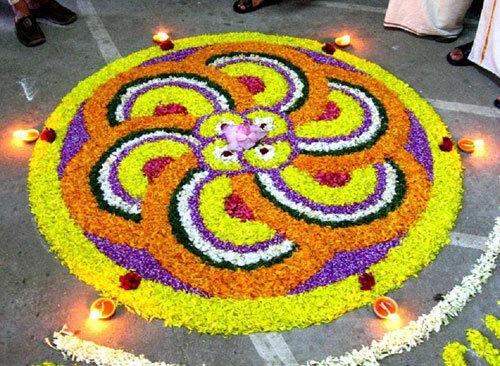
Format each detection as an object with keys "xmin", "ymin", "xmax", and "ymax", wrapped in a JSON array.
[{"xmin": 29, "ymin": 33, "xmax": 462, "ymax": 334}]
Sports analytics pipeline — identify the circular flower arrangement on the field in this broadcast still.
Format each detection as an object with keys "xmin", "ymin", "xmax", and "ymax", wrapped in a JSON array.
[{"xmin": 29, "ymin": 32, "xmax": 462, "ymax": 335}]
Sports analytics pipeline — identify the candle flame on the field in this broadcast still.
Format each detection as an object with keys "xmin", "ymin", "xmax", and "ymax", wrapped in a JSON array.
[
  {"xmin": 89, "ymin": 308, "xmax": 102, "ymax": 320},
  {"xmin": 13, "ymin": 128, "xmax": 39, "ymax": 143},
  {"xmin": 335, "ymin": 35, "xmax": 351, "ymax": 46},
  {"xmin": 474, "ymin": 139, "xmax": 485, "ymax": 149},
  {"xmin": 153, "ymin": 31, "xmax": 169, "ymax": 43},
  {"xmin": 13, "ymin": 130, "xmax": 28, "ymax": 140},
  {"xmin": 386, "ymin": 313, "xmax": 400, "ymax": 322}
]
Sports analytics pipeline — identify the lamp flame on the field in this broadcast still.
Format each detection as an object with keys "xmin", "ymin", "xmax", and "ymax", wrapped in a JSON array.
[
  {"xmin": 13, "ymin": 128, "xmax": 39, "ymax": 143},
  {"xmin": 89, "ymin": 309, "xmax": 102, "ymax": 320},
  {"xmin": 335, "ymin": 35, "xmax": 351, "ymax": 47},
  {"xmin": 153, "ymin": 32, "xmax": 169, "ymax": 43},
  {"xmin": 474, "ymin": 139, "xmax": 485, "ymax": 149}
]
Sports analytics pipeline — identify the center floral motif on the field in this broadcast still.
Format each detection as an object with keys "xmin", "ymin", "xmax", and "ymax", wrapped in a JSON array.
[
  {"xmin": 58, "ymin": 41, "xmax": 433, "ymax": 299},
  {"xmin": 31, "ymin": 34, "xmax": 462, "ymax": 336},
  {"xmin": 196, "ymin": 108, "xmax": 296, "ymax": 174}
]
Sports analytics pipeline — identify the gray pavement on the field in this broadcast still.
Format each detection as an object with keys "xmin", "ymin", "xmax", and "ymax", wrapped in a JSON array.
[{"xmin": 0, "ymin": 1, "xmax": 499, "ymax": 365}]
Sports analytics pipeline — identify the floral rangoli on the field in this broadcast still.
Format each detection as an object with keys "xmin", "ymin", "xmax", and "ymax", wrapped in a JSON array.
[{"xmin": 29, "ymin": 32, "xmax": 462, "ymax": 334}]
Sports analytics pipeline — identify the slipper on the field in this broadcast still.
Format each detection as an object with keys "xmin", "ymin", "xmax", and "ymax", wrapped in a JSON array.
[
  {"xmin": 446, "ymin": 42, "xmax": 474, "ymax": 66},
  {"xmin": 434, "ymin": 35, "xmax": 459, "ymax": 43},
  {"xmin": 233, "ymin": 0, "xmax": 279, "ymax": 14}
]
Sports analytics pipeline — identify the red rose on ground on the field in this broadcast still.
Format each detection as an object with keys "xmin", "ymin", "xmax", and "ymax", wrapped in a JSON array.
[
  {"xmin": 119, "ymin": 271, "xmax": 142, "ymax": 290},
  {"xmin": 358, "ymin": 272, "xmax": 376, "ymax": 291},
  {"xmin": 160, "ymin": 39, "xmax": 174, "ymax": 50},
  {"xmin": 40, "ymin": 128, "xmax": 56, "ymax": 142},
  {"xmin": 439, "ymin": 137, "xmax": 454, "ymax": 152},
  {"xmin": 322, "ymin": 43, "xmax": 336, "ymax": 55}
]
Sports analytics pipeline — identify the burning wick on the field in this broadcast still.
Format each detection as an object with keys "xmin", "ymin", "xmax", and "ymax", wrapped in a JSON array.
[
  {"xmin": 13, "ymin": 129, "xmax": 39, "ymax": 143},
  {"xmin": 89, "ymin": 298, "xmax": 117, "ymax": 320},
  {"xmin": 335, "ymin": 35, "xmax": 351, "ymax": 47},
  {"xmin": 153, "ymin": 31, "xmax": 174, "ymax": 50}
]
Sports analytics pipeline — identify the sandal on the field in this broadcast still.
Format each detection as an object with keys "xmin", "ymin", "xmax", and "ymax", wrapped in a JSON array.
[
  {"xmin": 446, "ymin": 42, "xmax": 473, "ymax": 66},
  {"xmin": 233, "ymin": 0, "xmax": 279, "ymax": 14}
]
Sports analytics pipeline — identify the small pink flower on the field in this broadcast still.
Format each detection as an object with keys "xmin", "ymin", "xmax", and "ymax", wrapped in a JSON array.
[
  {"xmin": 224, "ymin": 194, "xmax": 254, "ymax": 221},
  {"xmin": 223, "ymin": 123, "xmax": 267, "ymax": 151}
]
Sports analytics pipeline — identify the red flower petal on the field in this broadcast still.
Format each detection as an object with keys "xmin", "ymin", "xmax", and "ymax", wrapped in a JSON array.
[
  {"xmin": 318, "ymin": 101, "xmax": 341, "ymax": 120},
  {"xmin": 358, "ymin": 272, "xmax": 376, "ymax": 291},
  {"xmin": 439, "ymin": 137, "xmax": 454, "ymax": 152},
  {"xmin": 142, "ymin": 157, "xmax": 174, "ymax": 182},
  {"xmin": 119, "ymin": 271, "xmax": 142, "ymax": 290},
  {"xmin": 315, "ymin": 171, "xmax": 351, "ymax": 187},
  {"xmin": 40, "ymin": 128, "xmax": 56, "ymax": 143},
  {"xmin": 237, "ymin": 76, "xmax": 266, "ymax": 95},
  {"xmin": 154, "ymin": 103, "xmax": 188, "ymax": 116},
  {"xmin": 224, "ymin": 194, "xmax": 255, "ymax": 221},
  {"xmin": 322, "ymin": 43, "xmax": 336, "ymax": 55}
]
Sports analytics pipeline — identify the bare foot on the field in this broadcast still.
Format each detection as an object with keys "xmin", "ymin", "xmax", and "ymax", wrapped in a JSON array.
[{"xmin": 450, "ymin": 48, "xmax": 465, "ymax": 62}]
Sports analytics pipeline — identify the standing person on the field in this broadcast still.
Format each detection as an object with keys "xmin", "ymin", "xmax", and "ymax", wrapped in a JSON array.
[
  {"xmin": 447, "ymin": 0, "xmax": 499, "ymax": 108},
  {"xmin": 384, "ymin": 0, "xmax": 474, "ymax": 42},
  {"xmin": 9, "ymin": 0, "xmax": 77, "ymax": 47}
]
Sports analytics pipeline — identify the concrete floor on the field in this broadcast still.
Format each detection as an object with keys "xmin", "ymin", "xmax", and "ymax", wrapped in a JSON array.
[{"xmin": 0, "ymin": 0, "xmax": 499, "ymax": 365}]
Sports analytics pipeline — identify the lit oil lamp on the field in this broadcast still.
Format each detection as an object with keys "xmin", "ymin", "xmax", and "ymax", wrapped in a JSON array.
[
  {"xmin": 335, "ymin": 35, "xmax": 351, "ymax": 47},
  {"xmin": 89, "ymin": 298, "xmax": 117, "ymax": 320},
  {"xmin": 153, "ymin": 31, "xmax": 174, "ymax": 50},
  {"xmin": 373, "ymin": 296, "xmax": 398, "ymax": 320},
  {"xmin": 13, "ymin": 128, "xmax": 39, "ymax": 143},
  {"xmin": 458, "ymin": 138, "xmax": 485, "ymax": 154}
]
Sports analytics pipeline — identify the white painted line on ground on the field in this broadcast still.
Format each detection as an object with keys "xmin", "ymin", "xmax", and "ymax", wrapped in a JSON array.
[
  {"xmin": 264, "ymin": 333, "xmax": 299, "ymax": 366},
  {"xmin": 17, "ymin": 77, "xmax": 37, "ymax": 101},
  {"xmin": 313, "ymin": 1, "xmax": 478, "ymax": 25},
  {"xmin": 249, "ymin": 334, "xmax": 285, "ymax": 365},
  {"xmin": 76, "ymin": 0, "xmax": 122, "ymax": 63},
  {"xmin": 427, "ymin": 99, "xmax": 499, "ymax": 118},
  {"xmin": 451, "ymin": 231, "xmax": 489, "ymax": 251}
]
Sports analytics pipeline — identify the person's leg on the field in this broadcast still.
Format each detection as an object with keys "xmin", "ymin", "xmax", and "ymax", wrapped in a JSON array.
[
  {"xmin": 235, "ymin": 0, "xmax": 264, "ymax": 12},
  {"xmin": 9, "ymin": 0, "xmax": 30, "ymax": 20},
  {"xmin": 28, "ymin": 0, "xmax": 77, "ymax": 25},
  {"xmin": 10, "ymin": 0, "xmax": 46, "ymax": 47},
  {"xmin": 468, "ymin": 0, "xmax": 499, "ymax": 77},
  {"xmin": 384, "ymin": 0, "xmax": 473, "ymax": 39},
  {"xmin": 233, "ymin": 0, "xmax": 278, "ymax": 14}
]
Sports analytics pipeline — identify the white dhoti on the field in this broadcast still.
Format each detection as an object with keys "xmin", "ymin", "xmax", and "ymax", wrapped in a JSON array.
[
  {"xmin": 384, "ymin": 0, "xmax": 473, "ymax": 37},
  {"xmin": 469, "ymin": 0, "xmax": 499, "ymax": 77}
]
